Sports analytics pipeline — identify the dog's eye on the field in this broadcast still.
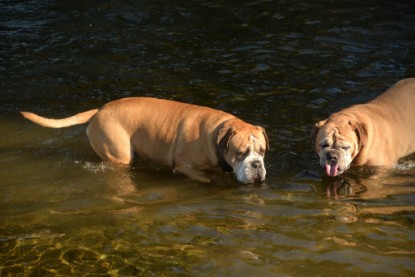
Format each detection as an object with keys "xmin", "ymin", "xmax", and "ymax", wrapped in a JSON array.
[
  {"xmin": 259, "ymin": 148, "xmax": 265, "ymax": 156},
  {"xmin": 237, "ymin": 150, "xmax": 249, "ymax": 159},
  {"xmin": 342, "ymin": 145, "xmax": 351, "ymax": 150},
  {"xmin": 320, "ymin": 143, "xmax": 330, "ymax": 148}
]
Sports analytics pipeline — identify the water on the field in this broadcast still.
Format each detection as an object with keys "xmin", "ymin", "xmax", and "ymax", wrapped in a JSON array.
[{"xmin": 1, "ymin": 0, "xmax": 415, "ymax": 276}]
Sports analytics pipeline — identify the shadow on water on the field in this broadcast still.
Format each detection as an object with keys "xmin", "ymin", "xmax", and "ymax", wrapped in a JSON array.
[{"xmin": 1, "ymin": 0, "xmax": 415, "ymax": 276}]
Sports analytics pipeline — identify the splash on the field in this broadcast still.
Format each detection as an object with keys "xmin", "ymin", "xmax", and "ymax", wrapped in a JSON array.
[
  {"xmin": 394, "ymin": 160, "xmax": 415, "ymax": 171},
  {"xmin": 75, "ymin": 161, "xmax": 114, "ymax": 174}
]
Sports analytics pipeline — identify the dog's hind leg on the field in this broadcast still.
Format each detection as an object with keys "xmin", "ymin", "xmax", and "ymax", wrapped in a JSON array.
[{"xmin": 86, "ymin": 124, "xmax": 134, "ymax": 165}]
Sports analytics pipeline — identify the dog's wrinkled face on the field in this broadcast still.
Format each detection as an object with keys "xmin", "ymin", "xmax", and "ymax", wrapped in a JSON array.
[
  {"xmin": 313, "ymin": 116, "xmax": 365, "ymax": 177},
  {"xmin": 218, "ymin": 126, "xmax": 268, "ymax": 184}
]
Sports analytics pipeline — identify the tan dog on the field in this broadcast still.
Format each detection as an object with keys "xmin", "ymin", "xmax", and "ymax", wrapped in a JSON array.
[
  {"xmin": 21, "ymin": 97, "xmax": 269, "ymax": 184},
  {"xmin": 312, "ymin": 78, "xmax": 415, "ymax": 176}
]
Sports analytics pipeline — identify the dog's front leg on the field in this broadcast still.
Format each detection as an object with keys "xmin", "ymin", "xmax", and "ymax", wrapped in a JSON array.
[{"xmin": 173, "ymin": 164, "xmax": 211, "ymax": 183}]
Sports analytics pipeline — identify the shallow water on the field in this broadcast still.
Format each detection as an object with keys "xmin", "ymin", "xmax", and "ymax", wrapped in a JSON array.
[{"xmin": 1, "ymin": 0, "xmax": 415, "ymax": 276}]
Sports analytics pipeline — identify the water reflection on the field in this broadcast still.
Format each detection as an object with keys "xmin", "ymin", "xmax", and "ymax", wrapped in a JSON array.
[
  {"xmin": 322, "ymin": 167, "xmax": 415, "ymax": 200},
  {"xmin": 320, "ymin": 166, "xmax": 415, "ymax": 228},
  {"xmin": 324, "ymin": 174, "xmax": 415, "ymax": 200}
]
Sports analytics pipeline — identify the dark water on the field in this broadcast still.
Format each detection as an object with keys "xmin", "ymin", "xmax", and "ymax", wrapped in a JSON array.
[{"xmin": 1, "ymin": 0, "xmax": 415, "ymax": 276}]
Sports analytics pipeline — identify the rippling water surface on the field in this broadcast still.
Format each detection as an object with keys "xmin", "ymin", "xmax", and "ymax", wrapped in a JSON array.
[{"xmin": 1, "ymin": 0, "xmax": 415, "ymax": 276}]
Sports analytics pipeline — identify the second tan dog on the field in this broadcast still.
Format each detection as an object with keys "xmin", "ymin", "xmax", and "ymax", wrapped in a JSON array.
[
  {"xmin": 21, "ymin": 97, "xmax": 269, "ymax": 184},
  {"xmin": 312, "ymin": 78, "xmax": 415, "ymax": 176}
]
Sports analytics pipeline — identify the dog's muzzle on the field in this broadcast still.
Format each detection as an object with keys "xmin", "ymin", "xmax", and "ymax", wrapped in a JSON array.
[
  {"xmin": 235, "ymin": 156, "xmax": 266, "ymax": 184},
  {"xmin": 320, "ymin": 149, "xmax": 351, "ymax": 177}
]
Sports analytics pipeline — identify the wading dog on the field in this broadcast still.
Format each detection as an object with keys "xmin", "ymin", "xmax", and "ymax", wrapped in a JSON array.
[
  {"xmin": 21, "ymin": 97, "xmax": 269, "ymax": 184},
  {"xmin": 311, "ymin": 78, "xmax": 415, "ymax": 176}
]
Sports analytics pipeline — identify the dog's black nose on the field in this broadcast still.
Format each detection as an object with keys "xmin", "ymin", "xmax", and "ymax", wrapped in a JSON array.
[
  {"xmin": 251, "ymin": 160, "xmax": 262, "ymax": 169},
  {"xmin": 326, "ymin": 152, "xmax": 338, "ymax": 162}
]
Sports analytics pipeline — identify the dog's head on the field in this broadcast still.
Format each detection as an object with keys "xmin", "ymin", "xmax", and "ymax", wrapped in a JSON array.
[
  {"xmin": 311, "ymin": 114, "xmax": 367, "ymax": 177},
  {"xmin": 217, "ymin": 124, "xmax": 269, "ymax": 184}
]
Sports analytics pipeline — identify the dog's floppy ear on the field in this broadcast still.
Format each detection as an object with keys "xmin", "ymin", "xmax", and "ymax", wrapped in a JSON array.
[
  {"xmin": 255, "ymin": 126, "xmax": 269, "ymax": 151},
  {"xmin": 217, "ymin": 127, "xmax": 237, "ymax": 154},
  {"xmin": 263, "ymin": 129, "xmax": 269, "ymax": 151},
  {"xmin": 309, "ymin": 120, "xmax": 326, "ymax": 145},
  {"xmin": 349, "ymin": 121, "xmax": 367, "ymax": 149},
  {"xmin": 216, "ymin": 127, "xmax": 236, "ymax": 172}
]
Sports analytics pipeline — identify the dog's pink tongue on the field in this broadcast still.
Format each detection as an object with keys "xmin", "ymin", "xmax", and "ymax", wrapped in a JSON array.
[{"xmin": 326, "ymin": 164, "xmax": 339, "ymax": 177}]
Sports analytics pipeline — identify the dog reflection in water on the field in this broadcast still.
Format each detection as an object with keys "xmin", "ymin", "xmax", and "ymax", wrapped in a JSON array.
[
  {"xmin": 323, "ymin": 174, "xmax": 415, "ymax": 200},
  {"xmin": 323, "ymin": 172, "xmax": 415, "ymax": 224}
]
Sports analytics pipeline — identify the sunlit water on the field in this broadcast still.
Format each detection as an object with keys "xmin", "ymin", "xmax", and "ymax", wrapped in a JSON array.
[{"xmin": 1, "ymin": 0, "xmax": 415, "ymax": 276}]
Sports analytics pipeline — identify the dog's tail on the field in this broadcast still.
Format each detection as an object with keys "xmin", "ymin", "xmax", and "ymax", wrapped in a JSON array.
[{"xmin": 20, "ymin": 109, "xmax": 99, "ymax": 128}]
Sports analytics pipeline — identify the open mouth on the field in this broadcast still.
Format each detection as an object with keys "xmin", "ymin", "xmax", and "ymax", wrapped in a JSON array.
[{"xmin": 325, "ymin": 163, "xmax": 340, "ymax": 177}]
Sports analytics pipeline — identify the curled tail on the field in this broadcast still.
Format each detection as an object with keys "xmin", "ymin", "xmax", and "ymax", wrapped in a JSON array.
[{"xmin": 20, "ymin": 109, "xmax": 99, "ymax": 128}]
